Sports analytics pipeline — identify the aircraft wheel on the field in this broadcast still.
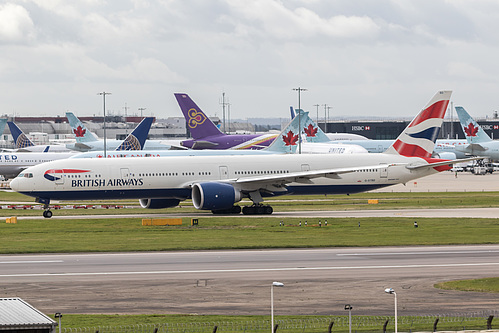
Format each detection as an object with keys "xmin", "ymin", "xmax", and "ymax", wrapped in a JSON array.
[
  {"xmin": 43, "ymin": 210, "xmax": 53, "ymax": 218},
  {"xmin": 242, "ymin": 206, "xmax": 253, "ymax": 215},
  {"xmin": 231, "ymin": 205, "xmax": 242, "ymax": 214},
  {"xmin": 264, "ymin": 206, "xmax": 273, "ymax": 214}
]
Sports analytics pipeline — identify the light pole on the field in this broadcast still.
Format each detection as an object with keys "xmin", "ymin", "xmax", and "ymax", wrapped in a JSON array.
[
  {"xmin": 385, "ymin": 288, "xmax": 397, "ymax": 333},
  {"xmin": 98, "ymin": 92, "xmax": 111, "ymax": 158},
  {"xmin": 271, "ymin": 281, "xmax": 284, "ymax": 333},
  {"xmin": 344, "ymin": 304, "xmax": 353, "ymax": 333},
  {"xmin": 54, "ymin": 313, "xmax": 62, "ymax": 333},
  {"xmin": 293, "ymin": 87, "xmax": 307, "ymax": 154}
]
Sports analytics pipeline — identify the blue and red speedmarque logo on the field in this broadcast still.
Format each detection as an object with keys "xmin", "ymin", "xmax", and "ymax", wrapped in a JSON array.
[{"xmin": 44, "ymin": 169, "xmax": 90, "ymax": 181}]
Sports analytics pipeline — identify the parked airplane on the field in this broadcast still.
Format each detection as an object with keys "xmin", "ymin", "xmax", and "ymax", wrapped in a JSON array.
[
  {"xmin": 12, "ymin": 90, "xmax": 478, "ymax": 218},
  {"xmin": 455, "ymin": 106, "xmax": 499, "ymax": 160},
  {"xmin": 65, "ymin": 113, "xmax": 174, "ymax": 151},
  {"xmin": 0, "ymin": 118, "xmax": 155, "ymax": 179},
  {"xmin": 7, "ymin": 122, "xmax": 71, "ymax": 152},
  {"xmin": 176, "ymin": 93, "xmax": 278, "ymax": 149}
]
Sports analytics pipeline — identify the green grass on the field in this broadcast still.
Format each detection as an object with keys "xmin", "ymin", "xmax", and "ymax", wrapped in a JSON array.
[
  {"xmin": 435, "ymin": 277, "xmax": 499, "ymax": 293},
  {"xmin": 0, "ymin": 217, "xmax": 498, "ymax": 253},
  {"xmin": 47, "ymin": 314, "xmax": 491, "ymax": 333}
]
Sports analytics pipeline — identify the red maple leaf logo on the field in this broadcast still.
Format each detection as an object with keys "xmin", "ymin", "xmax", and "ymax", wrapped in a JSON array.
[
  {"xmin": 73, "ymin": 125, "xmax": 86, "ymax": 137},
  {"xmin": 282, "ymin": 131, "xmax": 298, "ymax": 146},
  {"xmin": 464, "ymin": 123, "xmax": 478, "ymax": 137},
  {"xmin": 304, "ymin": 124, "xmax": 318, "ymax": 137}
]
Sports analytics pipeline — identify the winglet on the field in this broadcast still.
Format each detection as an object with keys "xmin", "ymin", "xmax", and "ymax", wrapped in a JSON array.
[
  {"xmin": 66, "ymin": 112, "xmax": 99, "ymax": 143},
  {"xmin": 455, "ymin": 106, "xmax": 492, "ymax": 144},
  {"xmin": 384, "ymin": 90, "xmax": 452, "ymax": 157},
  {"xmin": 174, "ymin": 93, "xmax": 223, "ymax": 139},
  {"xmin": 8, "ymin": 122, "xmax": 35, "ymax": 149},
  {"xmin": 115, "ymin": 117, "xmax": 154, "ymax": 151}
]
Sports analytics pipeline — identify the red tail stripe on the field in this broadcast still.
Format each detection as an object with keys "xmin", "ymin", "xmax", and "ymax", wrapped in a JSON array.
[
  {"xmin": 392, "ymin": 140, "xmax": 431, "ymax": 158},
  {"xmin": 408, "ymin": 100, "xmax": 449, "ymax": 127}
]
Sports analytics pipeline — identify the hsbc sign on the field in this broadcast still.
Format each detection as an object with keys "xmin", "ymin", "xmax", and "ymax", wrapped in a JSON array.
[{"xmin": 352, "ymin": 125, "xmax": 371, "ymax": 131}]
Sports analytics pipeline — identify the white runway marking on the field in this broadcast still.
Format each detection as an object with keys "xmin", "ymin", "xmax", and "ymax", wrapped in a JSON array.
[
  {"xmin": 0, "ymin": 262, "xmax": 497, "ymax": 278},
  {"xmin": 0, "ymin": 260, "xmax": 63, "ymax": 264}
]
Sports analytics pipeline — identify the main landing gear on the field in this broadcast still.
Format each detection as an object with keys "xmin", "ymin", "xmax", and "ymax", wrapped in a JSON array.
[
  {"xmin": 42, "ymin": 206, "xmax": 53, "ymax": 218},
  {"xmin": 210, "ymin": 204, "xmax": 274, "ymax": 215}
]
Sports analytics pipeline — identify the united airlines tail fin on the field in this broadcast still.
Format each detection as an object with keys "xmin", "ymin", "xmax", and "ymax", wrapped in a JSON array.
[
  {"xmin": 115, "ymin": 117, "xmax": 154, "ymax": 151},
  {"xmin": 295, "ymin": 109, "xmax": 331, "ymax": 143},
  {"xmin": 66, "ymin": 112, "xmax": 99, "ymax": 143},
  {"xmin": 455, "ymin": 106, "xmax": 492, "ymax": 144},
  {"xmin": 384, "ymin": 90, "xmax": 452, "ymax": 157},
  {"xmin": 8, "ymin": 122, "xmax": 35, "ymax": 149},
  {"xmin": 290, "ymin": 106, "xmax": 295, "ymax": 119},
  {"xmin": 174, "ymin": 93, "xmax": 224, "ymax": 140}
]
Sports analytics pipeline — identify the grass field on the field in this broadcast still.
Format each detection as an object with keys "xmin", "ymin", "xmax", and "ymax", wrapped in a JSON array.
[{"xmin": 435, "ymin": 277, "xmax": 499, "ymax": 292}]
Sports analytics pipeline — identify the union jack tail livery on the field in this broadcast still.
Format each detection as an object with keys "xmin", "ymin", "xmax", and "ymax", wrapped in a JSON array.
[
  {"xmin": 385, "ymin": 90, "xmax": 452, "ymax": 157},
  {"xmin": 455, "ymin": 106, "xmax": 492, "ymax": 144},
  {"xmin": 8, "ymin": 122, "xmax": 35, "ymax": 149}
]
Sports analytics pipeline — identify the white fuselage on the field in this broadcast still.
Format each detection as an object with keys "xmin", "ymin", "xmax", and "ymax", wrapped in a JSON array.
[
  {"xmin": 0, "ymin": 152, "xmax": 78, "ymax": 179},
  {"xmin": 11, "ymin": 153, "xmax": 440, "ymax": 205}
]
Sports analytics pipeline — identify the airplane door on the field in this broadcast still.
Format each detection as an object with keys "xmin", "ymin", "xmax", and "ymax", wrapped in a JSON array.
[
  {"xmin": 301, "ymin": 164, "xmax": 310, "ymax": 172},
  {"xmin": 121, "ymin": 168, "xmax": 130, "ymax": 187},
  {"xmin": 219, "ymin": 166, "xmax": 229, "ymax": 179},
  {"xmin": 380, "ymin": 165, "xmax": 388, "ymax": 178},
  {"xmin": 378, "ymin": 145, "xmax": 384, "ymax": 153},
  {"xmin": 55, "ymin": 171, "xmax": 64, "ymax": 185}
]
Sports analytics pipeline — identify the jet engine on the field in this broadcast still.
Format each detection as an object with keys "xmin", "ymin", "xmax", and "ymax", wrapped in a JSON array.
[
  {"xmin": 139, "ymin": 198, "xmax": 181, "ymax": 209},
  {"xmin": 433, "ymin": 152, "xmax": 457, "ymax": 160},
  {"xmin": 191, "ymin": 182, "xmax": 242, "ymax": 210}
]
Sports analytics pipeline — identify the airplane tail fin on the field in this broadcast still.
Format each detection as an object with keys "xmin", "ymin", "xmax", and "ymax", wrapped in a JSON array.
[
  {"xmin": 264, "ymin": 111, "xmax": 306, "ymax": 154},
  {"xmin": 115, "ymin": 117, "xmax": 154, "ymax": 151},
  {"xmin": 384, "ymin": 90, "xmax": 452, "ymax": 157},
  {"xmin": 455, "ymin": 106, "xmax": 492, "ymax": 144},
  {"xmin": 66, "ymin": 112, "xmax": 99, "ymax": 143},
  {"xmin": 290, "ymin": 106, "xmax": 296, "ymax": 119},
  {"xmin": 295, "ymin": 109, "xmax": 331, "ymax": 143},
  {"xmin": 8, "ymin": 122, "xmax": 35, "ymax": 149},
  {"xmin": 174, "ymin": 93, "xmax": 223, "ymax": 140}
]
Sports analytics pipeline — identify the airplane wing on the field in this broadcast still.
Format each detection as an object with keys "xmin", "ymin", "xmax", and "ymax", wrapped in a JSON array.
[
  {"xmin": 168, "ymin": 145, "xmax": 189, "ymax": 150},
  {"xmin": 69, "ymin": 142, "xmax": 93, "ymax": 151},
  {"xmin": 191, "ymin": 141, "xmax": 219, "ymax": 149},
  {"xmin": 406, "ymin": 157, "xmax": 483, "ymax": 170}
]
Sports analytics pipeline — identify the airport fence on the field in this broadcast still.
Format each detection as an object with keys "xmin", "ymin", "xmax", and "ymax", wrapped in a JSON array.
[{"xmin": 61, "ymin": 311, "xmax": 497, "ymax": 333}]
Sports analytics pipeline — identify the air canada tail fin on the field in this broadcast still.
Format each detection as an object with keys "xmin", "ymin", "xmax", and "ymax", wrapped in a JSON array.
[
  {"xmin": 7, "ymin": 122, "xmax": 35, "ymax": 149},
  {"xmin": 384, "ymin": 90, "xmax": 452, "ymax": 157},
  {"xmin": 66, "ymin": 112, "xmax": 99, "ymax": 143},
  {"xmin": 265, "ymin": 110, "xmax": 305, "ymax": 154},
  {"xmin": 455, "ymin": 106, "xmax": 492, "ymax": 144},
  {"xmin": 115, "ymin": 117, "xmax": 154, "ymax": 151},
  {"xmin": 174, "ymin": 93, "xmax": 223, "ymax": 140},
  {"xmin": 295, "ymin": 109, "xmax": 331, "ymax": 143}
]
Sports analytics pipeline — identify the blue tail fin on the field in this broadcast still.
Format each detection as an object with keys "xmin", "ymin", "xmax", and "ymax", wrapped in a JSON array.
[
  {"xmin": 174, "ymin": 93, "xmax": 223, "ymax": 139},
  {"xmin": 8, "ymin": 122, "xmax": 35, "ymax": 148},
  {"xmin": 115, "ymin": 117, "xmax": 154, "ymax": 151},
  {"xmin": 66, "ymin": 112, "xmax": 99, "ymax": 143},
  {"xmin": 290, "ymin": 106, "xmax": 296, "ymax": 119},
  {"xmin": 295, "ymin": 109, "xmax": 331, "ymax": 143},
  {"xmin": 455, "ymin": 106, "xmax": 492, "ymax": 144}
]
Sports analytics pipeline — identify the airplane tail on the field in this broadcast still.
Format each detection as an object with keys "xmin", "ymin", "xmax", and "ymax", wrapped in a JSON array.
[
  {"xmin": 264, "ymin": 111, "xmax": 306, "ymax": 154},
  {"xmin": 66, "ymin": 112, "xmax": 99, "ymax": 143},
  {"xmin": 290, "ymin": 106, "xmax": 295, "ymax": 119},
  {"xmin": 455, "ymin": 106, "xmax": 492, "ymax": 144},
  {"xmin": 384, "ymin": 90, "xmax": 452, "ymax": 157},
  {"xmin": 295, "ymin": 108, "xmax": 331, "ymax": 143},
  {"xmin": 174, "ymin": 93, "xmax": 224, "ymax": 140},
  {"xmin": 7, "ymin": 122, "xmax": 35, "ymax": 149},
  {"xmin": 115, "ymin": 117, "xmax": 154, "ymax": 151}
]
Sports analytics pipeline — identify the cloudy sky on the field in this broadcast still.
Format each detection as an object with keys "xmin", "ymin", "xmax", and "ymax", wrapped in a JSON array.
[{"xmin": 1, "ymin": 0, "xmax": 499, "ymax": 121}]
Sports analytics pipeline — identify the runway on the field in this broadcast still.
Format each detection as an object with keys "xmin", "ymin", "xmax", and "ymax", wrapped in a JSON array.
[{"xmin": 1, "ymin": 245, "xmax": 498, "ymax": 316}]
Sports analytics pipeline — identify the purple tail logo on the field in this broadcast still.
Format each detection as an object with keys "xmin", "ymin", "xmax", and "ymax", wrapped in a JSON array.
[{"xmin": 187, "ymin": 108, "xmax": 207, "ymax": 129}]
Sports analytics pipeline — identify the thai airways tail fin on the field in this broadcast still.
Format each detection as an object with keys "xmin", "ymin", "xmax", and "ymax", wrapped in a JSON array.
[
  {"xmin": 115, "ymin": 117, "xmax": 154, "ymax": 151},
  {"xmin": 295, "ymin": 109, "xmax": 331, "ymax": 143},
  {"xmin": 455, "ymin": 106, "xmax": 492, "ymax": 144},
  {"xmin": 7, "ymin": 122, "xmax": 35, "ymax": 149},
  {"xmin": 66, "ymin": 112, "xmax": 99, "ymax": 143},
  {"xmin": 174, "ymin": 93, "xmax": 224, "ymax": 140},
  {"xmin": 384, "ymin": 90, "xmax": 452, "ymax": 157}
]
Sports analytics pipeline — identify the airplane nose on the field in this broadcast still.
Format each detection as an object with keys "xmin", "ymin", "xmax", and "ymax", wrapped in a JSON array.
[{"xmin": 9, "ymin": 177, "xmax": 20, "ymax": 192}]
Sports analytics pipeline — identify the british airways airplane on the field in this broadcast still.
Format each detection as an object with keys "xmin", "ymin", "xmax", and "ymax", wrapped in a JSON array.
[
  {"xmin": 176, "ymin": 93, "xmax": 278, "ymax": 149},
  {"xmin": 11, "ymin": 90, "xmax": 475, "ymax": 218}
]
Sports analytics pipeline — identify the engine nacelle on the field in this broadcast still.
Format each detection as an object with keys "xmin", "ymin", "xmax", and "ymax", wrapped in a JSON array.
[
  {"xmin": 433, "ymin": 152, "xmax": 457, "ymax": 160},
  {"xmin": 139, "ymin": 198, "xmax": 180, "ymax": 209},
  {"xmin": 191, "ymin": 182, "xmax": 242, "ymax": 210}
]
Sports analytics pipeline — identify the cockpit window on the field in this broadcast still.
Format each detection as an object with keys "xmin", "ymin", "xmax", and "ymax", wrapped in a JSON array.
[{"xmin": 18, "ymin": 173, "xmax": 33, "ymax": 178}]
